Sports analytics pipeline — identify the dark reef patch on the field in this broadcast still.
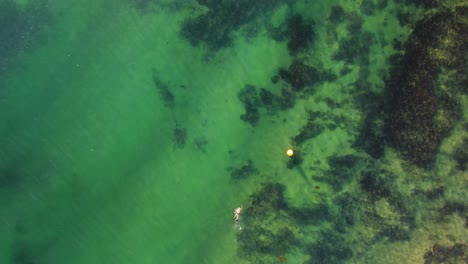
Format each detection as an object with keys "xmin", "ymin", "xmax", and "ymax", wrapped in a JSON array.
[
  {"xmin": 359, "ymin": 169, "xmax": 391, "ymax": 200},
  {"xmin": 193, "ymin": 136, "xmax": 209, "ymax": 153},
  {"xmin": 329, "ymin": 6, "xmax": 346, "ymax": 24},
  {"xmin": 288, "ymin": 202, "xmax": 331, "ymax": 225},
  {"xmin": 346, "ymin": 12, "xmax": 364, "ymax": 35},
  {"xmin": 237, "ymin": 225, "xmax": 297, "ymax": 261},
  {"xmin": 279, "ymin": 60, "xmax": 320, "ymax": 91},
  {"xmin": 153, "ymin": 76, "xmax": 174, "ymax": 107},
  {"xmin": 173, "ymin": 125, "xmax": 187, "ymax": 148},
  {"xmin": 454, "ymin": 138, "xmax": 468, "ymax": 171},
  {"xmin": 237, "ymin": 61, "xmax": 335, "ymax": 126},
  {"xmin": 360, "ymin": 0, "xmax": 388, "ymax": 16},
  {"xmin": 436, "ymin": 201, "xmax": 467, "ymax": 223},
  {"xmin": 379, "ymin": 225, "xmax": 411, "ymax": 242},
  {"xmin": 259, "ymin": 87, "xmax": 295, "ymax": 112},
  {"xmin": 284, "ymin": 14, "xmax": 315, "ymax": 56},
  {"xmin": 292, "ymin": 111, "xmax": 325, "ymax": 146},
  {"xmin": 286, "ymin": 149, "xmax": 303, "ymax": 169},
  {"xmin": 412, "ymin": 186, "xmax": 445, "ymax": 200},
  {"xmin": 279, "ymin": 60, "xmax": 337, "ymax": 92},
  {"xmin": 237, "ymin": 84, "xmax": 298, "ymax": 126},
  {"xmin": 333, "ymin": 193, "xmax": 357, "ymax": 233},
  {"xmin": 322, "ymin": 154, "xmax": 367, "ymax": 191},
  {"xmin": 237, "ymin": 182, "xmax": 336, "ymax": 263},
  {"xmin": 395, "ymin": 0, "xmax": 439, "ymax": 9},
  {"xmin": 305, "ymin": 230, "xmax": 352, "ymax": 264},
  {"xmin": 238, "ymin": 85, "xmax": 261, "ymax": 126},
  {"xmin": 180, "ymin": 0, "xmax": 287, "ymax": 51},
  {"xmin": 384, "ymin": 7, "xmax": 468, "ymax": 167},
  {"xmin": 353, "ymin": 91, "xmax": 385, "ymax": 159},
  {"xmin": 267, "ymin": 12, "xmax": 315, "ymax": 56},
  {"xmin": 396, "ymin": 10, "xmax": 412, "ymax": 27},
  {"xmin": 237, "ymin": 183, "xmax": 296, "ymax": 262},
  {"xmin": 333, "ymin": 31, "xmax": 373, "ymax": 65},
  {"xmin": 228, "ymin": 160, "xmax": 259, "ymax": 181},
  {"xmin": 353, "ymin": 109, "xmax": 384, "ymax": 159},
  {"xmin": 424, "ymin": 243, "xmax": 468, "ymax": 264},
  {"xmin": 245, "ymin": 182, "xmax": 287, "ymax": 220},
  {"xmin": 128, "ymin": 0, "xmax": 190, "ymax": 13}
]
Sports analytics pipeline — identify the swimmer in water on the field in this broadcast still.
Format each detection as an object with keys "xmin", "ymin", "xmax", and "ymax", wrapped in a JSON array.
[{"xmin": 233, "ymin": 206, "xmax": 242, "ymax": 222}]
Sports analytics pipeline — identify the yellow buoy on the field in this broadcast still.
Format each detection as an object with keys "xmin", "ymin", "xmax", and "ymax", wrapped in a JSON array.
[{"xmin": 286, "ymin": 149, "xmax": 294, "ymax": 157}]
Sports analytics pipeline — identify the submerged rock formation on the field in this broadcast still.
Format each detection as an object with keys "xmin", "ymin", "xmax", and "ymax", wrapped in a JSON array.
[{"xmin": 384, "ymin": 7, "xmax": 468, "ymax": 167}]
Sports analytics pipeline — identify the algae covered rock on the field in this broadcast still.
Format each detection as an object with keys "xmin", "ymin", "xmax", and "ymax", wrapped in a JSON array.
[{"xmin": 384, "ymin": 7, "xmax": 468, "ymax": 167}]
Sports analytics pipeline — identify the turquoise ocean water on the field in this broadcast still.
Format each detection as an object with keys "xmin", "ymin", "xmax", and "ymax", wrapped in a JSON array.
[{"xmin": 1, "ymin": 0, "xmax": 467, "ymax": 263}]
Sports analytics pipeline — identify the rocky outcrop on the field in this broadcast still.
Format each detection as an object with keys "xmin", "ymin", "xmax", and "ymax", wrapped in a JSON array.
[{"xmin": 384, "ymin": 7, "xmax": 468, "ymax": 167}]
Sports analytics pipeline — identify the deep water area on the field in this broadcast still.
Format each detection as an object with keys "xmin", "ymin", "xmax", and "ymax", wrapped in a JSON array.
[{"xmin": 0, "ymin": 0, "xmax": 467, "ymax": 263}]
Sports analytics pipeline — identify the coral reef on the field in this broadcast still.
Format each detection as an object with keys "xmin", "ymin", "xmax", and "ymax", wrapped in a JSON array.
[{"xmin": 384, "ymin": 7, "xmax": 468, "ymax": 167}]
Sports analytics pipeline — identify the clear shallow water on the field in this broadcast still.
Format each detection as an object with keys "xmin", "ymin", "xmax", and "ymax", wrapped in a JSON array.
[{"xmin": 1, "ymin": 0, "xmax": 467, "ymax": 263}]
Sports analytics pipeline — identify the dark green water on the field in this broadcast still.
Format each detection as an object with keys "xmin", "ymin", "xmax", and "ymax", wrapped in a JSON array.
[{"xmin": 1, "ymin": 0, "xmax": 467, "ymax": 263}]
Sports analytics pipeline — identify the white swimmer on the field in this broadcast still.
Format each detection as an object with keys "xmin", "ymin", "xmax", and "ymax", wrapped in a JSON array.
[{"xmin": 233, "ymin": 206, "xmax": 242, "ymax": 222}]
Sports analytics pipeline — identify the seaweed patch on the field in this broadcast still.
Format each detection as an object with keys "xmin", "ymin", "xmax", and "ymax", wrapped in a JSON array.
[
  {"xmin": 228, "ymin": 160, "xmax": 259, "ymax": 181},
  {"xmin": 173, "ymin": 125, "xmax": 187, "ymax": 149},
  {"xmin": 153, "ymin": 76, "xmax": 175, "ymax": 107}
]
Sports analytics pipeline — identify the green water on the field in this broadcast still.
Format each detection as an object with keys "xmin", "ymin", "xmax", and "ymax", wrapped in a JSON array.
[{"xmin": 1, "ymin": 0, "xmax": 467, "ymax": 263}]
